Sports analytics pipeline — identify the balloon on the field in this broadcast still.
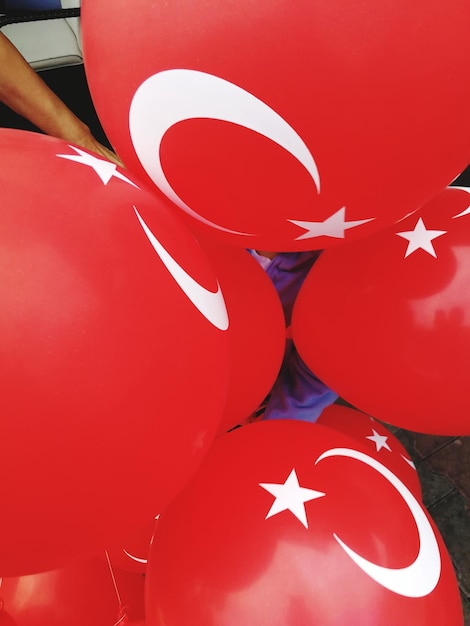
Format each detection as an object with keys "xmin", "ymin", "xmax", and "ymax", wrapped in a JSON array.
[
  {"xmin": 0, "ymin": 128, "xmax": 229, "ymax": 575},
  {"xmin": 317, "ymin": 404, "xmax": 422, "ymax": 501},
  {"xmin": 292, "ymin": 186, "xmax": 470, "ymax": 435},
  {"xmin": 0, "ymin": 556, "xmax": 145, "ymax": 625},
  {"xmin": 146, "ymin": 420, "xmax": 462, "ymax": 625},
  {"xmin": 196, "ymin": 239, "xmax": 285, "ymax": 431},
  {"xmin": 82, "ymin": 0, "xmax": 470, "ymax": 251},
  {"xmin": 104, "ymin": 517, "xmax": 157, "ymax": 574}
]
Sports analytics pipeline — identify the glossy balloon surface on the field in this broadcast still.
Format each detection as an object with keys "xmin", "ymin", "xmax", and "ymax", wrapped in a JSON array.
[
  {"xmin": 0, "ymin": 129, "xmax": 229, "ymax": 575},
  {"xmin": 317, "ymin": 404, "xmax": 422, "ymax": 500},
  {"xmin": 146, "ymin": 420, "xmax": 462, "ymax": 625},
  {"xmin": 197, "ymin": 239, "xmax": 285, "ymax": 432},
  {"xmin": 0, "ymin": 557, "xmax": 145, "ymax": 625},
  {"xmin": 104, "ymin": 517, "xmax": 157, "ymax": 574},
  {"xmin": 83, "ymin": 0, "xmax": 470, "ymax": 250},
  {"xmin": 292, "ymin": 186, "xmax": 470, "ymax": 435}
]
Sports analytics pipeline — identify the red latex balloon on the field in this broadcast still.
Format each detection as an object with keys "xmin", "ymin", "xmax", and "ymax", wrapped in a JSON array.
[
  {"xmin": 0, "ymin": 556, "xmax": 145, "ymax": 625},
  {"xmin": 104, "ymin": 517, "xmax": 157, "ymax": 574},
  {"xmin": 196, "ymin": 239, "xmax": 285, "ymax": 431},
  {"xmin": 146, "ymin": 420, "xmax": 462, "ymax": 625},
  {"xmin": 0, "ymin": 129, "xmax": 229, "ymax": 575},
  {"xmin": 292, "ymin": 186, "xmax": 470, "ymax": 435},
  {"xmin": 82, "ymin": 1, "xmax": 470, "ymax": 251},
  {"xmin": 317, "ymin": 404, "xmax": 422, "ymax": 501}
]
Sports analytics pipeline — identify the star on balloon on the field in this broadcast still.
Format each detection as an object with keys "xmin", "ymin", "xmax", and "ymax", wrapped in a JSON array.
[
  {"xmin": 396, "ymin": 217, "xmax": 447, "ymax": 258},
  {"xmin": 289, "ymin": 207, "xmax": 374, "ymax": 240},
  {"xmin": 366, "ymin": 429, "xmax": 392, "ymax": 453},
  {"xmin": 259, "ymin": 468, "xmax": 325, "ymax": 528},
  {"xmin": 56, "ymin": 146, "xmax": 139, "ymax": 187}
]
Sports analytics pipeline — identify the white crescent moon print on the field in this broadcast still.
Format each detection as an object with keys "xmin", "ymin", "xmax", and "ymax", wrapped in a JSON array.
[
  {"xmin": 315, "ymin": 448, "xmax": 441, "ymax": 598},
  {"xmin": 451, "ymin": 186, "xmax": 470, "ymax": 219},
  {"xmin": 129, "ymin": 69, "xmax": 321, "ymax": 234},
  {"xmin": 134, "ymin": 207, "xmax": 229, "ymax": 331},
  {"xmin": 122, "ymin": 549, "xmax": 148, "ymax": 565}
]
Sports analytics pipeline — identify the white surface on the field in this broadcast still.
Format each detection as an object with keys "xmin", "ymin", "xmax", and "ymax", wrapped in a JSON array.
[{"xmin": 2, "ymin": 14, "xmax": 82, "ymax": 70}]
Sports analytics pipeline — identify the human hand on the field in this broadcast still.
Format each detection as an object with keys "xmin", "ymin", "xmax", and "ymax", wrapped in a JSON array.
[{"xmin": 75, "ymin": 131, "xmax": 125, "ymax": 167}]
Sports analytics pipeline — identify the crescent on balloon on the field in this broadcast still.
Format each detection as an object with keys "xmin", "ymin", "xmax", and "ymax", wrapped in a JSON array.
[
  {"xmin": 122, "ymin": 549, "xmax": 148, "ymax": 565},
  {"xmin": 315, "ymin": 447, "xmax": 441, "ymax": 598},
  {"xmin": 450, "ymin": 185, "xmax": 470, "ymax": 219},
  {"xmin": 133, "ymin": 206, "xmax": 229, "ymax": 331},
  {"xmin": 129, "ymin": 69, "xmax": 321, "ymax": 235}
]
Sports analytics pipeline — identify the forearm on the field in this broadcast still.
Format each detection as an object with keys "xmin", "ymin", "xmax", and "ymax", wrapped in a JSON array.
[{"xmin": 0, "ymin": 32, "xmax": 91, "ymax": 144}]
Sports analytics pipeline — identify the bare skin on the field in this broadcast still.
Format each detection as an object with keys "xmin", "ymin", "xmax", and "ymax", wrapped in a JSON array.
[
  {"xmin": 256, "ymin": 250, "xmax": 277, "ymax": 259},
  {"xmin": 0, "ymin": 32, "xmax": 122, "ymax": 166}
]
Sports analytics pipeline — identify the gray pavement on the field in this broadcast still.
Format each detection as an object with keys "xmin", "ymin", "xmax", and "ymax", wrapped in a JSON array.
[{"xmin": 392, "ymin": 429, "xmax": 470, "ymax": 624}]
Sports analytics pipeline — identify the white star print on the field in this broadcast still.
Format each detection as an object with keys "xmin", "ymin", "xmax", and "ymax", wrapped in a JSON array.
[
  {"xmin": 366, "ymin": 429, "xmax": 392, "ymax": 453},
  {"xmin": 289, "ymin": 207, "xmax": 374, "ymax": 240},
  {"xmin": 259, "ymin": 468, "xmax": 325, "ymax": 528},
  {"xmin": 56, "ymin": 146, "xmax": 139, "ymax": 188},
  {"xmin": 396, "ymin": 217, "xmax": 446, "ymax": 258}
]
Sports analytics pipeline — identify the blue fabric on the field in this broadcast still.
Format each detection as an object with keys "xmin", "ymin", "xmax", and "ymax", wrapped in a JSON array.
[
  {"xmin": 4, "ymin": 0, "xmax": 62, "ymax": 9},
  {"xmin": 251, "ymin": 250, "xmax": 338, "ymax": 423},
  {"xmin": 264, "ymin": 339, "xmax": 338, "ymax": 422}
]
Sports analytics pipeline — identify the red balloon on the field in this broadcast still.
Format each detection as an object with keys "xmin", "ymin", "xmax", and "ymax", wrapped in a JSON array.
[
  {"xmin": 0, "ymin": 556, "xmax": 145, "ymax": 625},
  {"xmin": 0, "ymin": 129, "xmax": 229, "ymax": 575},
  {"xmin": 196, "ymin": 239, "xmax": 285, "ymax": 431},
  {"xmin": 146, "ymin": 421, "xmax": 462, "ymax": 625},
  {"xmin": 105, "ymin": 518, "xmax": 157, "ymax": 574},
  {"xmin": 292, "ymin": 186, "xmax": 470, "ymax": 435},
  {"xmin": 82, "ymin": 1, "xmax": 470, "ymax": 251},
  {"xmin": 317, "ymin": 404, "xmax": 422, "ymax": 501}
]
